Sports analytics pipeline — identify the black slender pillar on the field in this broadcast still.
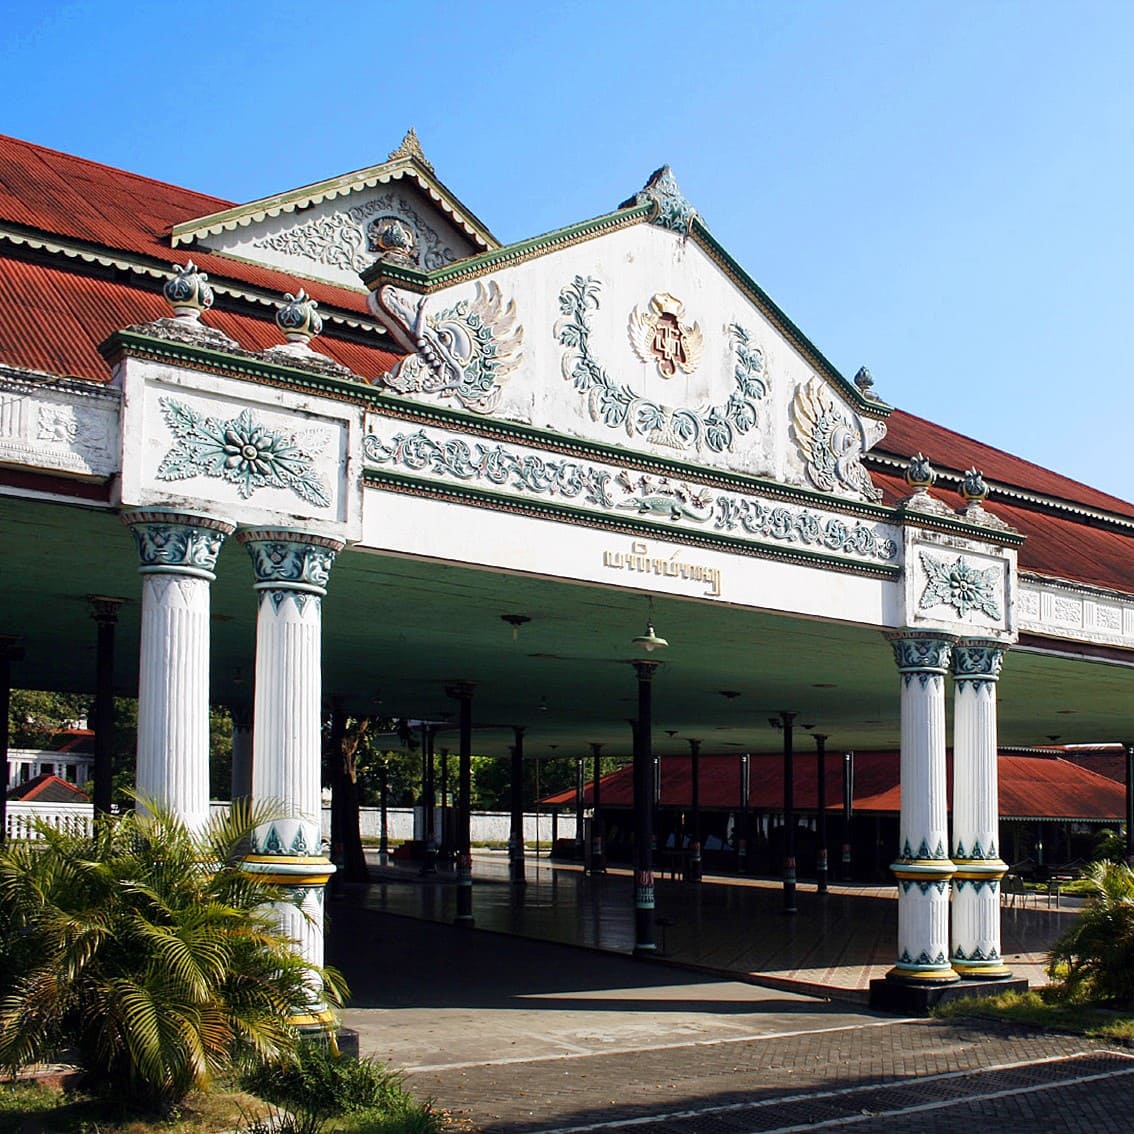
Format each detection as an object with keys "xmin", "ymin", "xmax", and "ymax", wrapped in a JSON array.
[
  {"xmin": 814, "ymin": 734, "xmax": 829, "ymax": 894},
  {"xmin": 439, "ymin": 746, "xmax": 451, "ymax": 862},
  {"xmin": 574, "ymin": 755, "xmax": 585, "ymax": 861},
  {"xmin": 632, "ymin": 660, "xmax": 661, "ymax": 955},
  {"xmin": 89, "ymin": 597, "xmax": 123, "ymax": 819},
  {"xmin": 842, "ymin": 750, "xmax": 854, "ymax": 880},
  {"xmin": 688, "ymin": 738, "xmax": 702, "ymax": 882},
  {"xmin": 780, "ymin": 711, "xmax": 798, "ymax": 913},
  {"xmin": 1125, "ymin": 741, "xmax": 1134, "ymax": 866},
  {"xmin": 422, "ymin": 724, "xmax": 437, "ymax": 874},
  {"xmin": 447, "ymin": 682, "xmax": 475, "ymax": 925},
  {"xmin": 379, "ymin": 758, "xmax": 390, "ymax": 865},
  {"xmin": 590, "ymin": 741, "xmax": 606, "ymax": 873},
  {"xmin": 0, "ymin": 638, "xmax": 24, "ymax": 845},
  {"xmin": 738, "ymin": 752, "xmax": 750, "ymax": 873},
  {"xmin": 510, "ymin": 726, "xmax": 527, "ymax": 884}
]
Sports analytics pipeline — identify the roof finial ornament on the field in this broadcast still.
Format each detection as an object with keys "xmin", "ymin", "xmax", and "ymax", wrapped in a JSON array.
[
  {"xmin": 387, "ymin": 127, "xmax": 434, "ymax": 174},
  {"xmin": 898, "ymin": 452, "xmax": 953, "ymax": 517},
  {"xmin": 957, "ymin": 467, "xmax": 1017, "ymax": 533},
  {"xmin": 163, "ymin": 261, "xmax": 214, "ymax": 322},
  {"xmin": 853, "ymin": 366, "xmax": 878, "ymax": 400},
  {"xmin": 275, "ymin": 289, "xmax": 323, "ymax": 345},
  {"xmin": 634, "ymin": 166, "xmax": 696, "ymax": 235}
]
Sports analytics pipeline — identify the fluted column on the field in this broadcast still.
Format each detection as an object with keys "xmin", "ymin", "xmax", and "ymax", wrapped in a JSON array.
[
  {"xmin": 238, "ymin": 528, "xmax": 343, "ymax": 1023},
  {"xmin": 951, "ymin": 639, "xmax": 1011, "ymax": 978},
  {"xmin": 885, "ymin": 631, "xmax": 959, "ymax": 985},
  {"xmin": 122, "ymin": 511, "xmax": 234, "ymax": 830}
]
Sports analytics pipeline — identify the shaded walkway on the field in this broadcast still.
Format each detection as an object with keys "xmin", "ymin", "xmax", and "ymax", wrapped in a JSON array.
[{"xmin": 342, "ymin": 850, "xmax": 1070, "ymax": 1002}]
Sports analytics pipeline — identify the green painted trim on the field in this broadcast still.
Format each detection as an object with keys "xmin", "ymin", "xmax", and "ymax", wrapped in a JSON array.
[
  {"xmin": 689, "ymin": 218, "xmax": 888, "ymax": 418},
  {"xmin": 899, "ymin": 507, "xmax": 1027, "ymax": 547},
  {"xmin": 361, "ymin": 204, "xmax": 653, "ymax": 292},
  {"xmin": 365, "ymin": 397, "xmax": 898, "ymax": 523},
  {"xmin": 99, "ymin": 329, "xmax": 376, "ymax": 405},
  {"xmin": 172, "ymin": 158, "xmax": 499, "ymax": 251},
  {"xmin": 362, "ymin": 468, "xmax": 902, "ymax": 581}
]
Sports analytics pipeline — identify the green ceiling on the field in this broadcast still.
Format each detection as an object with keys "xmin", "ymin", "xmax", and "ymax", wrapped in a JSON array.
[{"xmin": 2, "ymin": 492, "xmax": 1132, "ymax": 759}]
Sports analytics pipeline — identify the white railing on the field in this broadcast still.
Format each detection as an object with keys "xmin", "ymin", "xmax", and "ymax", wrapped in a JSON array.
[{"xmin": 5, "ymin": 801, "xmax": 95, "ymax": 841}]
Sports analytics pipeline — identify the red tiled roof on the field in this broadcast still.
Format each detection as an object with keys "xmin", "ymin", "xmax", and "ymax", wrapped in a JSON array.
[
  {"xmin": 877, "ymin": 409, "xmax": 1134, "ymax": 522},
  {"xmin": 542, "ymin": 752, "xmax": 1126, "ymax": 822},
  {"xmin": 7, "ymin": 772, "xmax": 90, "ymax": 803},
  {"xmin": 0, "ymin": 256, "xmax": 401, "ymax": 383}
]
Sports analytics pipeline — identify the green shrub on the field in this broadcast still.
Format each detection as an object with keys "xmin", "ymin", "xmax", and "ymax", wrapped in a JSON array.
[
  {"xmin": 0, "ymin": 802, "xmax": 346, "ymax": 1112},
  {"xmin": 1048, "ymin": 860, "xmax": 1134, "ymax": 1005}
]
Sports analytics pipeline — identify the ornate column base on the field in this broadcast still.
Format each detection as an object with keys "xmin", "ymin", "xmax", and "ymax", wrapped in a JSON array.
[
  {"xmin": 951, "ymin": 860, "xmax": 1013, "ymax": 979},
  {"xmin": 888, "ymin": 861, "xmax": 959, "ymax": 985}
]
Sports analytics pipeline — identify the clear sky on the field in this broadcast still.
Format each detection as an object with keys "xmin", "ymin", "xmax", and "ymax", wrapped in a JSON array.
[{"xmin": 5, "ymin": 1, "xmax": 1132, "ymax": 502}]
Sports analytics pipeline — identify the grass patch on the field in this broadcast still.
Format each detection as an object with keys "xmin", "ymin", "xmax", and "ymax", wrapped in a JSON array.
[
  {"xmin": 0, "ymin": 1082, "xmax": 270, "ymax": 1134},
  {"xmin": 934, "ymin": 987, "xmax": 1134, "ymax": 1041}
]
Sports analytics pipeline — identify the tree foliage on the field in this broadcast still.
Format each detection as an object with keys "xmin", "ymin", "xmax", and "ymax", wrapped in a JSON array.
[
  {"xmin": 1048, "ymin": 860, "xmax": 1134, "ymax": 1006},
  {"xmin": 0, "ymin": 802, "xmax": 346, "ymax": 1112}
]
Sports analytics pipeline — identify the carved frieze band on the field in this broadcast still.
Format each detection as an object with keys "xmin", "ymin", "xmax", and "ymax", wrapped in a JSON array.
[
  {"xmin": 362, "ymin": 420, "xmax": 901, "ymax": 569},
  {"xmin": 0, "ymin": 375, "xmax": 119, "ymax": 478},
  {"xmin": 1018, "ymin": 576, "xmax": 1134, "ymax": 651}
]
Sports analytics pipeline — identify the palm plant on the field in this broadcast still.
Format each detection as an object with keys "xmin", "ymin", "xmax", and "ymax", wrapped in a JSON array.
[
  {"xmin": 1047, "ymin": 859, "xmax": 1134, "ymax": 1005},
  {"xmin": 0, "ymin": 801, "xmax": 346, "ymax": 1112}
]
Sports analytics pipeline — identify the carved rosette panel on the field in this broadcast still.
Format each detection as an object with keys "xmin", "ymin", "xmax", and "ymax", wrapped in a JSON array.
[{"xmin": 918, "ymin": 552, "xmax": 1002, "ymax": 621}]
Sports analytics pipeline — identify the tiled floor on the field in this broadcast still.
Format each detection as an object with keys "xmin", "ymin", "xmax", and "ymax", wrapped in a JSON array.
[{"xmin": 353, "ymin": 851, "xmax": 1071, "ymax": 1002}]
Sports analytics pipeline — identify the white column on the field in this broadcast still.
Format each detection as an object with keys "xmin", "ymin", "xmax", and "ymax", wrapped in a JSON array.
[
  {"xmin": 122, "ymin": 510, "xmax": 234, "ymax": 831},
  {"xmin": 885, "ymin": 631, "xmax": 959, "ymax": 985},
  {"xmin": 951, "ymin": 639, "xmax": 1011, "ymax": 978},
  {"xmin": 237, "ymin": 528, "xmax": 343, "ymax": 1026}
]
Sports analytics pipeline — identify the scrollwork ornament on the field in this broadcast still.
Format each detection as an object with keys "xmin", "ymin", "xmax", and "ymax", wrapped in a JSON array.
[
  {"xmin": 634, "ymin": 165, "xmax": 696, "ymax": 234},
  {"xmin": 886, "ymin": 632, "xmax": 955, "ymax": 674},
  {"xmin": 122, "ymin": 512, "xmax": 234, "ymax": 580},
  {"xmin": 238, "ymin": 530, "xmax": 343, "ymax": 595}
]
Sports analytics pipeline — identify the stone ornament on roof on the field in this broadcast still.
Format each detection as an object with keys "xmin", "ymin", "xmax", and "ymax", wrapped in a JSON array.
[
  {"xmin": 387, "ymin": 127, "xmax": 434, "ymax": 174},
  {"xmin": 854, "ymin": 366, "xmax": 879, "ymax": 400},
  {"xmin": 897, "ymin": 452, "xmax": 954, "ymax": 518},
  {"xmin": 262, "ymin": 288, "xmax": 354, "ymax": 378},
  {"xmin": 163, "ymin": 261, "xmax": 214, "ymax": 320},
  {"xmin": 635, "ymin": 166, "xmax": 696, "ymax": 235},
  {"xmin": 957, "ymin": 467, "xmax": 1017, "ymax": 533}
]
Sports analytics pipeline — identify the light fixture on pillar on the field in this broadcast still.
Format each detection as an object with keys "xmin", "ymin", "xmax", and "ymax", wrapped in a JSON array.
[
  {"xmin": 631, "ymin": 597, "xmax": 668, "ymax": 652},
  {"xmin": 500, "ymin": 613, "xmax": 531, "ymax": 642}
]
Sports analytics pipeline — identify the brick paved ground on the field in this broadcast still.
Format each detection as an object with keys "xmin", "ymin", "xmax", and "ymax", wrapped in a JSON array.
[{"xmin": 327, "ymin": 900, "xmax": 1133, "ymax": 1134}]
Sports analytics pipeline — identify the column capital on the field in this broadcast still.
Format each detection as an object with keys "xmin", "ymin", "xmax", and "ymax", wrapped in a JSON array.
[
  {"xmin": 445, "ymin": 681, "xmax": 477, "ymax": 701},
  {"xmin": 885, "ymin": 630, "xmax": 957, "ymax": 674},
  {"xmin": 952, "ymin": 638, "xmax": 1007, "ymax": 683},
  {"xmin": 631, "ymin": 658, "xmax": 663, "ymax": 681},
  {"xmin": 88, "ymin": 595, "xmax": 126, "ymax": 624},
  {"xmin": 122, "ymin": 510, "xmax": 235, "ymax": 580},
  {"xmin": 237, "ymin": 528, "xmax": 344, "ymax": 596}
]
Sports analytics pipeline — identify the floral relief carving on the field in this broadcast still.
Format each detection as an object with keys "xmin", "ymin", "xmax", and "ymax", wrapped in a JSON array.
[
  {"xmin": 918, "ymin": 553, "xmax": 1002, "ymax": 621},
  {"xmin": 156, "ymin": 397, "xmax": 332, "ymax": 508}
]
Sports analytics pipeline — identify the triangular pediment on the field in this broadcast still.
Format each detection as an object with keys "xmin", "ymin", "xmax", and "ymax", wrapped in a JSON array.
[
  {"xmin": 363, "ymin": 168, "xmax": 891, "ymax": 504},
  {"xmin": 170, "ymin": 130, "xmax": 498, "ymax": 291}
]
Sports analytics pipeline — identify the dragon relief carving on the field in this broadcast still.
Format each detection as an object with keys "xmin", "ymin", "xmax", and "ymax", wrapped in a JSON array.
[
  {"xmin": 376, "ymin": 281, "xmax": 524, "ymax": 415},
  {"xmin": 790, "ymin": 379, "xmax": 883, "ymax": 502}
]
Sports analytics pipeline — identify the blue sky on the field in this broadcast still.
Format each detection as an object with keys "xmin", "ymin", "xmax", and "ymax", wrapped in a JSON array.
[{"xmin": 6, "ymin": 1, "xmax": 1133, "ymax": 502}]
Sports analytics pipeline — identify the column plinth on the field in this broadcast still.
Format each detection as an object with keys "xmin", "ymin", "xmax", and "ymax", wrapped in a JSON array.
[
  {"xmin": 238, "ymin": 528, "xmax": 342, "ymax": 1017},
  {"xmin": 951, "ymin": 639, "xmax": 1011, "ymax": 979},
  {"xmin": 886, "ymin": 631, "xmax": 959, "ymax": 985},
  {"xmin": 123, "ymin": 510, "xmax": 233, "ymax": 831}
]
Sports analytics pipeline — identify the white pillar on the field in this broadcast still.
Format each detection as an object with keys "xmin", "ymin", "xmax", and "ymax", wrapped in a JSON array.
[
  {"xmin": 237, "ymin": 528, "xmax": 343, "ymax": 1026},
  {"xmin": 886, "ymin": 631, "xmax": 959, "ymax": 985},
  {"xmin": 122, "ymin": 510, "xmax": 234, "ymax": 831},
  {"xmin": 951, "ymin": 639, "xmax": 1011, "ymax": 978}
]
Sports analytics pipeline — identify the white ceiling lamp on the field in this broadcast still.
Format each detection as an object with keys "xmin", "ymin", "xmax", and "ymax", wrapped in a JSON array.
[{"xmin": 631, "ymin": 596, "xmax": 668, "ymax": 653}]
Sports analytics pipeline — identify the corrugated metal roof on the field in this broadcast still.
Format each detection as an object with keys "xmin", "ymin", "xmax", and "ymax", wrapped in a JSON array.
[
  {"xmin": 542, "ymin": 752, "xmax": 1127, "ymax": 822},
  {"xmin": 0, "ymin": 256, "xmax": 401, "ymax": 383}
]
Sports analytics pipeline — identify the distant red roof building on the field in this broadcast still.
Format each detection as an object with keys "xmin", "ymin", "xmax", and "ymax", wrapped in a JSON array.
[{"xmin": 7, "ymin": 772, "xmax": 90, "ymax": 804}]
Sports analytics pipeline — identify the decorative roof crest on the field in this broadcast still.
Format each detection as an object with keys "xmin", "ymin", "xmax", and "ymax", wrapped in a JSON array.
[
  {"xmin": 957, "ymin": 467, "xmax": 1018, "ymax": 533},
  {"xmin": 163, "ymin": 261, "xmax": 214, "ymax": 321},
  {"xmin": 635, "ymin": 166, "xmax": 696, "ymax": 235},
  {"xmin": 898, "ymin": 452, "xmax": 954, "ymax": 518},
  {"xmin": 387, "ymin": 127, "xmax": 434, "ymax": 174},
  {"xmin": 854, "ymin": 366, "xmax": 879, "ymax": 400},
  {"xmin": 276, "ymin": 289, "xmax": 323, "ymax": 344}
]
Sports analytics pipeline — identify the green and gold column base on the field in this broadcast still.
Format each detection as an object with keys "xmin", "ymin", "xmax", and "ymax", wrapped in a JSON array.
[
  {"xmin": 885, "ymin": 963, "xmax": 961, "ymax": 985},
  {"xmin": 950, "ymin": 960, "xmax": 1013, "ymax": 979}
]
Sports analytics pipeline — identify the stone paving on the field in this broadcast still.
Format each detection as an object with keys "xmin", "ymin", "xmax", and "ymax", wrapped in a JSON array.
[{"xmin": 323, "ymin": 853, "xmax": 1129, "ymax": 1133}]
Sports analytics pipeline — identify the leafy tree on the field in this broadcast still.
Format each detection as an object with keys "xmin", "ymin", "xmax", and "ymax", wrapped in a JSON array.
[
  {"xmin": 1048, "ymin": 860, "xmax": 1134, "ymax": 1005},
  {"xmin": 0, "ymin": 801, "xmax": 346, "ymax": 1112},
  {"xmin": 7, "ymin": 688, "xmax": 91, "ymax": 748}
]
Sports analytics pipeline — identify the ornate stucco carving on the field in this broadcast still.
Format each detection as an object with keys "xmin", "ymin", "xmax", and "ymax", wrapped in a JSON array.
[
  {"xmin": 628, "ymin": 293, "xmax": 703, "ymax": 378},
  {"xmin": 0, "ymin": 373, "xmax": 119, "ymax": 478},
  {"xmin": 790, "ymin": 379, "xmax": 884, "ymax": 502}
]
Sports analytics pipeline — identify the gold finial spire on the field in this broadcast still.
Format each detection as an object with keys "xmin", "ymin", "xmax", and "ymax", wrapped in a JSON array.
[{"xmin": 387, "ymin": 127, "xmax": 434, "ymax": 173}]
